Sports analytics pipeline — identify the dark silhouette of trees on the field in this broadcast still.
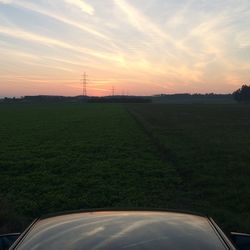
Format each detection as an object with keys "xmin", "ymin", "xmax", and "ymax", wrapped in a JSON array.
[{"xmin": 233, "ymin": 85, "xmax": 250, "ymax": 102}]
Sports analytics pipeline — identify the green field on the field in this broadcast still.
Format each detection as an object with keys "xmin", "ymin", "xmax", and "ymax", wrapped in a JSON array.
[
  {"xmin": 129, "ymin": 104, "xmax": 250, "ymax": 232},
  {"xmin": 0, "ymin": 103, "xmax": 250, "ymax": 233}
]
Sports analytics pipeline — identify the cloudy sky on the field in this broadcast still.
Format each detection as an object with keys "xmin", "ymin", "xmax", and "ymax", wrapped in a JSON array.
[{"xmin": 0, "ymin": 0, "xmax": 250, "ymax": 96}]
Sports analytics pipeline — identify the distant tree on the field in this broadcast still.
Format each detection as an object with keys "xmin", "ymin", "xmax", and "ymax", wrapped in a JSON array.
[{"xmin": 233, "ymin": 84, "xmax": 250, "ymax": 102}]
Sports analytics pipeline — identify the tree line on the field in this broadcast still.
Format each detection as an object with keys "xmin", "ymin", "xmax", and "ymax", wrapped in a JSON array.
[{"xmin": 233, "ymin": 85, "xmax": 250, "ymax": 102}]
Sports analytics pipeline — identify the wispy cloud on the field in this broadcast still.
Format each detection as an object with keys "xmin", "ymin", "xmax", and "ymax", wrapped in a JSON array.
[
  {"xmin": 113, "ymin": 0, "xmax": 200, "ymax": 62},
  {"xmin": 6, "ymin": 0, "xmax": 107, "ymax": 40},
  {"xmin": 1, "ymin": 0, "xmax": 250, "ymax": 95},
  {"xmin": 0, "ymin": 25, "xmax": 125, "ymax": 64},
  {"xmin": 64, "ymin": 0, "xmax": 94, "ymax": 15},
  {"xmin": 113, "ymin": 0, "xmax": 171, "ymax": 44},
  {"xmin": 0, "ymin": 0, "xmax": 12, "ymax": 3}
]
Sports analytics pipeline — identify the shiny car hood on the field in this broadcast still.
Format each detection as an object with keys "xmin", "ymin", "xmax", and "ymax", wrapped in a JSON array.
[{"xmin": 12, "ymin": 210, "xmax": 234, "ymax": 250}]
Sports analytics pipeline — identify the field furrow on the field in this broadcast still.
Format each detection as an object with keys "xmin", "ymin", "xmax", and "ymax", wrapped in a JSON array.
[{"xmin": 128, "ymin": 103, "xmax": 250, "ymax": 232}]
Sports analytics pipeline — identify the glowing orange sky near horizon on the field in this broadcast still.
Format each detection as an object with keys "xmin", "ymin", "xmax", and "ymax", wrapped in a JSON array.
[{"xmin": 0, "ymin": 0, "xmax": 250, "ymax": 97}]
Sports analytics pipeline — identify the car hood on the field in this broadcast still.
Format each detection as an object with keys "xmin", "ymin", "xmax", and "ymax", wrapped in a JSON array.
[{"xmin": 12, "ymin": 210, "xmax": 234, "ymax": 250}]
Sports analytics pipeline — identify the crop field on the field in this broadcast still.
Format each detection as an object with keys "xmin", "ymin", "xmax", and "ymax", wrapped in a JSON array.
[
  {"xmin": 129, "ymin": 103, "xmax": 250, "ymax": 232},
  {"xmin": 0, "ymin": 103, "xmax": 250, "ymax": 233},
  {"xmin": 0, "ymin": 103, "xmax": 179, "ymax": 233}
]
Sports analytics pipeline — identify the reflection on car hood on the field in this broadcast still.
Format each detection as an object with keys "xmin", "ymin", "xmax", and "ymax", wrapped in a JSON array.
[{"xmin": 14, "ymin": 211, "xmax": 231, "ymax": 250}]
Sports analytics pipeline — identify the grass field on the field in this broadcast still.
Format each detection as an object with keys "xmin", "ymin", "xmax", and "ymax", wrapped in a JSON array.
[
  {"xmin": 129, "ymin": 103, "xmax": 250, "ymax": 232},
  {"xmin": 0, "ymin": 103, "xmax": 250, "ymax": 233},
  {"xmin": 0, "ymin": 103, "xmax": 179, "ymax": 233}
]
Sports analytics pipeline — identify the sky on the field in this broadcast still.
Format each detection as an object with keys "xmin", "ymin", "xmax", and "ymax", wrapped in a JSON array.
[{"xmin": 0, "ymin": 0, "xmax": 250, "ymax": 97}]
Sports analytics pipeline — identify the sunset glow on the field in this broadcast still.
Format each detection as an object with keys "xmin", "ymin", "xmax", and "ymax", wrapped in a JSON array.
[{"xmin": 0, "ymin": 0, "xmax": 250, "ymax": 96}]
